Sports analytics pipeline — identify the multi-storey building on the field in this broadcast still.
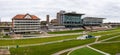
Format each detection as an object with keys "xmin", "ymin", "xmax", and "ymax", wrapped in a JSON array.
[
  {"xmin": 12, "ymin": 13, "xmax": 40, "ymax": 33},
  {"xmin": 57, "ymin": 10, "xmax": 66, "ymax": 25},
  {"xmin": 57, "ymin": 11, "xmax": 84, "ymax": 28},
  {"xmin": 83, "ymin": 17, "xmax": 105, "ymax": 26}
]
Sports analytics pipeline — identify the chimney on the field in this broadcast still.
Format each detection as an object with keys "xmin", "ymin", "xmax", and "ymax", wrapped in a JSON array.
[{"xmin": 46, "ymin": 15, "xmax": 49, "ymax": 24}]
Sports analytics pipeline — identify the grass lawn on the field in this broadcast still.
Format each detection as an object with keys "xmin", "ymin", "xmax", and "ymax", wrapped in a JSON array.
[
  {"xmin": 98, "ymin": 32, "xmax": 120, "ymax": 41},
  {"xmin": 91, "ymin": 42, "xmax": 120, "ymax": 55},
  {"xmin": 0, "ymin": 27, "xmax": 120, "ymax": 46},
  {"xmin": 104, "ymin": 35, "xmax": 120, "ymax": 42},
  {"xmin": 0, "ymin": 29, "xmax": 119, "ymax": 46},
  {"xmin": 89, "ymin": 28, "xmax": 120, "ymax": 36},
  {"xmin": 9, "ymin": 28, "xmax": 120, "ymax": 55},
  {"xmin": 86, "ymin": 28, "xmax": 120, "ymax": 41},
  {"xmin": 48, "ymin": 30, "xmax": 84, "ymax": 34},
  {"xmin": 0, "ymin": 35, "xmax": 80, "ymax": 46},
  {"xmin": 10, "ymin": 39, "xmax": 95, "ymax": 55},
  {"xmin": 69, "ymin": 47, "xmax": 103, "ymax": 55},
  {"xmin": 60, "ymin": 51, "xmax": 69, "ymax": 55}
]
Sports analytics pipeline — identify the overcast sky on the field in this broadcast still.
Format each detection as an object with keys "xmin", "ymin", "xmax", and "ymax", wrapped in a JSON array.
[{"xmin": 0, "ymin": 0, "xmax": 120, "ymax": 22}]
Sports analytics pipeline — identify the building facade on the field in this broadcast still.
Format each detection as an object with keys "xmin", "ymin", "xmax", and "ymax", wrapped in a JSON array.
[
  {"xmin": 12, "ymin": 13, "xmax": 40, "ymax": 33},
  {"xmin": 57, "ymin": 10, "xmax": 66, "ymax": 25},
  {"xmin": 0, "ymin": 22, "xmax": 12, "ymax": 34},
  {"xmin": 57, "ymin": 11, "xmax": 84, "ymax": 28},
  {"xmin": 83, "ymin": 17, "xmax": 105, "ymax": 26},
  {"xmin": 50, "ymin": 19, "xmax": 58, "ymax": 26}
]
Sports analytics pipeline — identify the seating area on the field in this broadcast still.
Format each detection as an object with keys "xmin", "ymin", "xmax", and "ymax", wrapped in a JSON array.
[{"xmin": 83, "ymin": 26, "xmax": 109, "ymax": 31}]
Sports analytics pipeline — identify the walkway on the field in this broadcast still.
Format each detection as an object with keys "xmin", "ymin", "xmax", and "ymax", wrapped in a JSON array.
[
  {"xmin": 52, "ymin": 33, "xmax": 120, "ymax": 55},
  {"xmin": 0, "ymin": 38, "xmax": 75, "ymax": 48},
  {"xmin": 0, "ymin": 32, "xmax": 83, "ymax": 40},
  {"xmin": 0, "ymin": 29, "xmax": 119, "ymax": 55},
  {"xmin": 100, "ymin": 41, "xmax": 120, "ymax": 44},
  {"xmin": 86, "ymin": 45, "xmax": 110, "ymax": 55}
]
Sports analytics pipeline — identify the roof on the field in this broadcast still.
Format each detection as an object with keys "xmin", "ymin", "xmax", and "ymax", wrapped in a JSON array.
[
  {"xmin": 84, "ymin": 17, "xmax": 105, "ymax": 19},
  {"xmin": 12, "ymin": 13, "xmax": 40, "ymax": 20},
  {"xmin": 64, "ymin": 13, "xmax": 84, "ymax": 16}
]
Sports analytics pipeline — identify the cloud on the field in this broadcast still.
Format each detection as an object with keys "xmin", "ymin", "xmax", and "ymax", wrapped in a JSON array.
[{"xmin": 0, "ymin": 0, "xmax": 120, "ymax": 22}]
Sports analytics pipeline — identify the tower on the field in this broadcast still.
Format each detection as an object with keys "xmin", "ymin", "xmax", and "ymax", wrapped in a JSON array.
[{"xmin": 46, "ymin": 15, "xmax": 50, "ymax": 25}]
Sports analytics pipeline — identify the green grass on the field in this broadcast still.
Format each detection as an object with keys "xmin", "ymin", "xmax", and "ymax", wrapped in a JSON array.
[
  {"xmin": 98, "ymin": 32, "xmax": 120, "ymax": 41},
  {"xmin": 89, "ymin": 28, "xmax": 120, "ymax": 36},
  {"xmin": 2, "ymin": 35, "xmax": 11, "ymax": 38},
  {"xmin": 0, "ymin": 29, "xmax": 118, "ymax": 46},
  {"xmin": 87, "ymin": 28, "xmax": 120, "ymax": 41},
  {"xmin": 48, "ymin": 30, "xmax": 84, "ymax": 34},
  {"xmin": 105, "ymin": 36, "xmax": 120, "ymax": 42},
  {"xmin": 0, "ymin": 27, "xmax": 120, "ymax": 46},
  {"xmin": 68, "ymin": 28, "xmax": 120, "ymax": 55},
  {"xmin": 91, "ymin": 42, "xmax": 120, "ymax": 55},
  {"xmin": 69, "ymin": 47, "xmax": 103, "ymax": 55},
  {"xmin": 10, "ymin": 39, "xmax": 95, "ymax": 55},
  {"xmin": 0, "ymin": 35, "xmax": 80, "ymax": 46},
  {"xmin": 9, "ymin": 28, "xmax": 120, "ymax": 55},
  {"xmin": 60, "ymin": 51, "xmax": 69, "ymax": 55}
]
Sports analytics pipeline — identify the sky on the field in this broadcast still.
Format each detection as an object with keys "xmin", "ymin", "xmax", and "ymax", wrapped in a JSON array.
[{"xmin": 0, "ymin": 0, "xmax": 120, "ymax": 22}]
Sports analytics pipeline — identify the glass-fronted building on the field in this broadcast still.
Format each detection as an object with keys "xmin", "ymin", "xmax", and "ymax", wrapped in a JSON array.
[
  {"xmin": 57, "ymin": 11, "xmax": 84, "ymax": 28},
  {"xmin": 83, "ymin": 17, "xmax": 105, "ymax": 26}
]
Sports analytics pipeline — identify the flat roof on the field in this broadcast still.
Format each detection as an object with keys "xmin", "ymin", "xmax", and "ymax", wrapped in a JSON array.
[
  {"xmin": 84, "ymin": 17, "xmax": 105, "ymax": 19},
  {"xmin": 64, "ymin": 13, "xmax": 85, "ymax": 16}
]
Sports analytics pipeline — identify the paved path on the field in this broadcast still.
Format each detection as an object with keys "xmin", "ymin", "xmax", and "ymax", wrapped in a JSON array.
[
  {"xmin": 0, "ymin": 31, "xmax": 115, "ymax": 48},
  {"xmin": 0, "ymin": 29, "xmax": 116, "ymax": 40},
  {"xmin": 86, "ymin": 45, "xmax": 110, "ymax": 55},
  {"xmin": 100, "ymin": 41, "xmax": 120, "ymax": 44},
  {"xmin": 0, "ymin": 38, "xmax": 76, "ymax": 48},
  {"xmin": 52, "ymin": 33, "xmax": 120, "ymax": 55},
  {"xmin": 100, "ymin": 35, "xmax": 120, "ymax": 42},
  {"xmin": 0, "ymin": 29, "xmax": 120, "ymax": 55},
  {"xmin": 0, "ymin": 32, "xmax": 83, "ymax": 40},
  {"xmin": 1, "ymin": 34, "xmax": 118, "ymax": 55},
  {"xmin": 52, "ymin": 42, "xmax": 98, "ymax": 55}
]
